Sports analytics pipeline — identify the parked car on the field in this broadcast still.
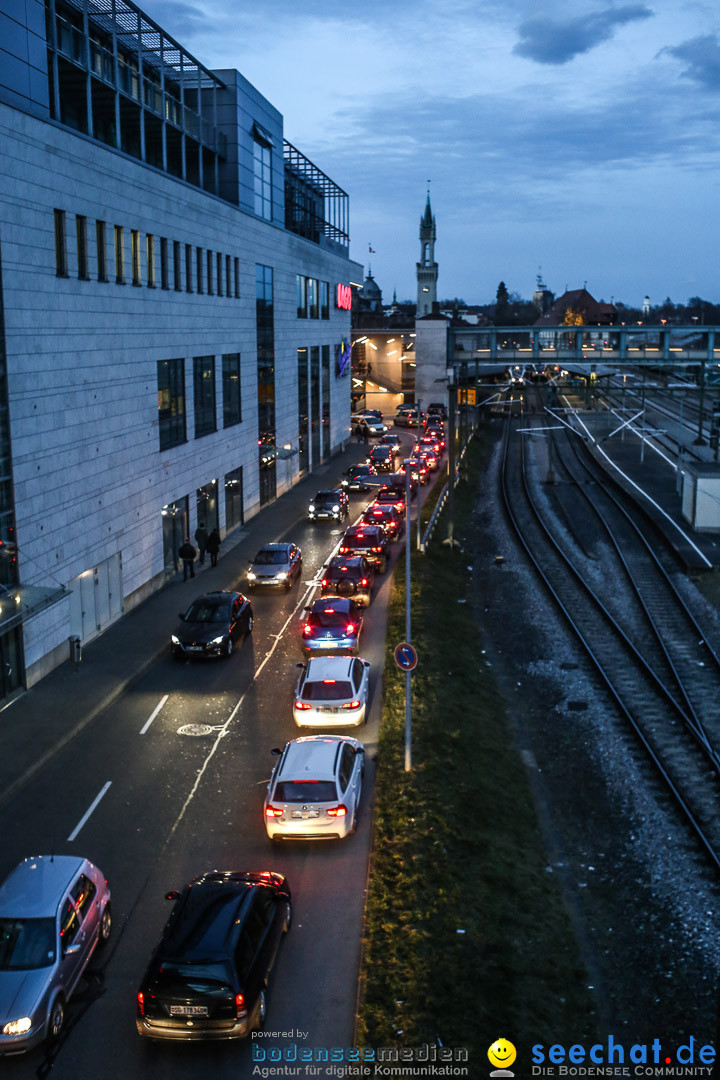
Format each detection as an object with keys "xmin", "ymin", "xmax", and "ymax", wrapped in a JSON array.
[
  {"xmin": 246, "ymin": 543, "xmax": 302, "ymax": 591},
  {"xmin": 302, "ymin": 596, "xmax": 364, "ymax": 656},
  {"xmin": 136, "ymin": 870, "xmax": 291, "ymax": 1041},
  {"xmin": 321, "ymin": 555, "xmax": 375, "ymax": 606},
  {"xmin": 340, "ymin": 464, "xmax": 378, "ymax": 492},
  {"xmin": 292, "ymin": 655, "xmax": 371, "ymax": 727},
  {"xmin": 338, "ymin": 524, "xmax": 392, "ymax": 572},
  {"xmin": 171, "ymin": 591, "xmax": 253, "ymax": 659},
  {"xmin": 0, "ymin": 855, "xmax": 111, "ymax": 1054},
  {"xmin": 264, "ymin": 735, "xmax": 365, "ymax": 840},
  {"xmin": 308, "ymin": 489, "xmax": 349, "ymax": 522},
  {"xmin": 367, "ymin": 445, "xmax": 394, "ymax": 473}
]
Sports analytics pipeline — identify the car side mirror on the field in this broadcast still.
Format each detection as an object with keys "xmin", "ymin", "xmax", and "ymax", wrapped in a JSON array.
[
  {"xmin": 271, "ymin": 747, "xmax": 283, "ymax": 756},
  {"xmin": 165, "ymin": 890, "xmax": 180, "ymax": 901},
  {"xmin": 364, "ymin": 661, "xmax": 371, "ymax": 668}
]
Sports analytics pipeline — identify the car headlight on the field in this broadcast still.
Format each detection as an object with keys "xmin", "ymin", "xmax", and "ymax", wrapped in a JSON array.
[
  {"xmin": 332, "ymin": 505, "xmax": 340, "ymax": 513},
  {"xmin": 341, "ymin": 480, "xmax": 348, "ymax": 486},
  {"xmin": 210, "ymin": 635, "xmax": 225, "ymax": 645},
  {"xmin": 171, "ymin": 635, "xmax": 180, "ymax": 645},
  {"xmin": 276, "ymin": 571, "xmax": 288, "ymax": 580},
  {"xmin": 3, "ymin": 1017, "xmax": 32, "ymax": 1035},
  {"xmin": 309, "ymin": 505, "xmax": 315, "ymax": 512},
  {"xmin": 247, "ymin": 571, "xmax": 256, "ymax": 580}
]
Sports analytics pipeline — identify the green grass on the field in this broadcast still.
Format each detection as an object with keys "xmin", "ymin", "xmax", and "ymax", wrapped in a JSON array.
[{"xmin": 357, "ymin": 430, "xmax": 597, "ymax": 1063}]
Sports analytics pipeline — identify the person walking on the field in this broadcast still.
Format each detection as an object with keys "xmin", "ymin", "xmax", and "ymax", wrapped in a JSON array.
[
  {"xmin": 363, "ymin": 424, "xmax": 370, "ymax": 445},
  {"xmin": 178, "ymin": 537, "xmax": 197, "ymax": 581},
  {"xmin": 194, "ymin": 521, "xmax": 208, "ymax": 565},
  {"xmin": 206, "ymin": 527, "xmax": 221, "ymax": 568}
]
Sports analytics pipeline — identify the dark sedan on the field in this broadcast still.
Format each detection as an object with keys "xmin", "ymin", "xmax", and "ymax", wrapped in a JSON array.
[
  {"xmin": 366, "ymin": 445, "xmax": 394, "ymax": 473},
  {"xmin": 136, "ymin": 870, "xmax": 291, "ymax": 1041},
  {"xmin": 340, "ymin": 463, "xmax": 378, "ymax": 492},
  {"xmin": 171, "ymin": 591, "xmax": 253, "ymax": 659}
]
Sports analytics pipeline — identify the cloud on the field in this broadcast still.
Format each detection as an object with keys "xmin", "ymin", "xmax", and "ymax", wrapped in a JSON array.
[
  {"xmin": 513, "ymin": 5, "xmax": 653, "ymax": 65},
  {"xmin": 662, "ymin": 34, "xmax": 720, "ymax": 89}
]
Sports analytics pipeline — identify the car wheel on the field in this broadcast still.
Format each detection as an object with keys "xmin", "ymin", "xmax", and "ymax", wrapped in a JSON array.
[
  {"xmin": 47, "ymin": 997, "xmax": 65, "ymax": 1043},
  {"xmin": 282, "ymin": 901, "xmax": 292, "ymax": 933},
  {"xmin": 224, "ymin": 638, "xmax": 233, "ymax": 658},
  {"xmin": 99, "ymin": 902, "xmax": 112, "ymax": 944},
  {"xmin": 246, "ymin": 614, "xmax": 254, "ymax": 635}
]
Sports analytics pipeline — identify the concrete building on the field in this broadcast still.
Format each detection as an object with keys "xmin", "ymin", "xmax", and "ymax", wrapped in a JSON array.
[{"xmin": 0, "ymin": 0, "xmax": 361, "ymax": 694}]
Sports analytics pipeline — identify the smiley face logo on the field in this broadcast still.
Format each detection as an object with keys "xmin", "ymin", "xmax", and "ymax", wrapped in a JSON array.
[{"xmin": 488, "ymin": 1039, "xmax": 517, "ymax": 1071}]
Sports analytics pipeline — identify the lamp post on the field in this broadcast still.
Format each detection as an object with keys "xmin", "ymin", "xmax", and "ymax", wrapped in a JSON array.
[{"xmin": 404, "ymin": 461, "xmax": 412, "ymax": 772}]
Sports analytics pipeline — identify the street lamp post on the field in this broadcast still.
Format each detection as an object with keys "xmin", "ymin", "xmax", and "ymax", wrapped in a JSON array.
[{"xmin": 404, "ymin": 461, "xmax": 412, "ymax": 772}]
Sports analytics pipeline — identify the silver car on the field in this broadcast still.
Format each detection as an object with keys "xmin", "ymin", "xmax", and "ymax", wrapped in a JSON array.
[
  {"xmin": 0, "ymin": 855, "xmax": 111, "ymax": 1054},
  {"xmin": 264, "ymin": 735, "xmax": 365, "ymax": 841},
  {"xmin": 293, "ymin": 655, "xmax": 371, "ymax": 727},
  {"xmin": 246, "ymin": 542, "xmax": 302, "ymax": 591}
]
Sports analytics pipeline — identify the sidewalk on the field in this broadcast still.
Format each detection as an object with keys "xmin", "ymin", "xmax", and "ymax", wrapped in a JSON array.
[{"xmin": 0, "ymin": 441, "xmax": 371, "ymax": 810}]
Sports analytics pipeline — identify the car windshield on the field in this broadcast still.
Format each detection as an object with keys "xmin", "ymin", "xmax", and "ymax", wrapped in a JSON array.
[
  {"xmin": 275, "ymin": 780, "xmax": 338, "ymax": 803},
  {"xmin": 343, "ymin": 534, "xmax": 376, "ymax": 550},
  {"xmin": 313, "ymin": 492, "xmax": 337, "ymax": 503},
  {"xmin": 308, "ymin": 609, "xmax": 353, "ymax": 628},
  {"xmin": 253, "ymin": 549, "xmax": 288, "ymax": 565},
  {"xmin": 154, "ymin": 960, "xmax": 233, "ymax": 989},
  {"xmin": 371, "ymin": 448, "xmax": 390, "ymax": 459},
  {"xmin": 301, "ymin": 680, "xmax": 353, "ymax": 701},
  {"xmin": 0, "ymin": 917, "xmax": 55, "ymax": 970},
  {"xmin": 183, "ymin": 599, "xmax": 231, "ymax": 623}
]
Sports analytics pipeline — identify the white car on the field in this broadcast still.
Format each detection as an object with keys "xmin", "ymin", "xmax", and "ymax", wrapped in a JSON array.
[
  {"xmin": 351, "ymin": 414, "xmax": 387, "ymax": 437},
  {"xmin": 293, "ymin": 655, "xmax": 371, "ymax": 727},
  {"xmin": 264, "ymin": 736, "xmax": 365, "ymax": 841}
]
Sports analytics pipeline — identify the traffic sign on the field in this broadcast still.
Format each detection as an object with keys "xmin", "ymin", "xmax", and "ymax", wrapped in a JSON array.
[{"xmin": 394, "ymin": 642, "xmax": 418, "ymax": 672}]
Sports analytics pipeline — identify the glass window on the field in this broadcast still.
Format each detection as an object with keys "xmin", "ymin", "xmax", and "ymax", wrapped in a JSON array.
[
  {"xmin": 96, "ymin": 220, "xmax": 107, "ymax": 282},
  {"xmin": 185, "ymin": 243, "xmax": 193, "ymax": 292},
  {"xmin": 222, "ymin": 353, "xmax": 242, "ymax": 428},
  {"xmin": 0, "ymin": 917, "xmax": 55, "ymax": 970},
  {"xmin": 146, "ymin": 234, "xmax": 155, "ymax": 287},
  {"xmin": 160, "ymin": 237, "xmax": 169, "ymax": 289},
  {"xmin": 196, "ymin": 247, "xmax": 203, "ymax": 293},
  {"xmin": 297, "ymin": 275, "xmax": 307, "ymax": 319},
  {"xmin": 59, "ymin": 898, "xmax": 80, "ymax": 954},
  {"xmin": 216, "ymin": 251, "xmax": 223, "ymax": 296},
  {"xmin": 338, "ymin": 745, "xmax": 355, "ymax": 790},
  {"xmin": 234, "ymin": 257, "xmax": 240, "ymax": 298},
  {"xmin": 224, "ymin": 466, "xmax": 244, "ymax": 531},
  {"xmin": 131, "ymin": 229, "xmax": 141, "ymax": 285},
  {"xmin": 206, "ymin": 248, "xmax": 213, "ymax": 295},
  {"xmin": 157, "ymin": 358, "xmax": 186, "ymax": 450},
  {"xmin": 70, "ymin": 875, "xmax": 97, "ymax": 922},
  {"xmin": 308, "ymin": 278, "xmax": 318, "ymax": 319},
  {"xmin": 297, "ymin": 347, "xmax": 308, "ymax": 476},
  {"xmin": 320, "ymin": 280, "xmax": 329, "ymax": 319},
  {"xmin": 253, "ymin": 140, "xmax": 272, "ymax": 221},
  {"xmin": 256, "ymin": 265, "xmax": 275, "ymax": 504},
  {"xmin": 114, "ymin": 224, "xmax": 124, "ymax": 283},
  {"xmin": 76, "ymin": 215, "xmax": 89, "ymax": 279},
  {"xmin": 173, "ymin": 240, "xmax": 182, "ymax": 291},
  {"xmin": 194, "ymin": 355, "xmax": 216, "ymax": 438},
  {"xmin": 225, "ymin": 254, "xmax": 231, "ymax": 298},
  {"xmin": 54, "ymin": 210, "xmax": 68, "ymax": 277},
  {"xmin": 322, "ymin": 344, "xmax": 330, "ymax": 459}
]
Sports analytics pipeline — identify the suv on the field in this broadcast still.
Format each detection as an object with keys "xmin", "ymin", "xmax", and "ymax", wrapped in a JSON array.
[
  {"xmin": 394, "ymin": 406, "xmax": 421, "ymax": 428},
  {"xmin": 264, "ymin": 735, "xmax": 365, "ymax": 840},
  {"xmin": 136, "ymin": 870, "xmax": 291, "ymax": 1041},
  {"xmin": 308, "ymin": 489, "xmax": 349, "ymax": 522},
  {"xmin": 339, "ymin": 524, "xmax": 392, "ymax": 572},
  {"xmin": 400, "ymin": 458, "xmax": 428, "ymax": 486},
  {"xmin": 367, "ymin": 445, "xmax": 394, "ymax": 473},
  {"xmin": 427, "ymin": 402, "xmax": 447, "ymax": 420},
  {"xmin": 351, "ymin": 414, "xmax": 386, "ymax": 437},
  {"xmin": 0, "ymin": 855, "xmax": 112, "ymax": 1053},
  {"xmin": 377, "ymin": 474, "xmax": 413, "ymax": 504},
  {"xmin": 321, "ymin": 555, "xmax": 375, "ymax": 606},
  {"xmin": 362, "ymin": 502, "xmax": 403, "ymax": 540}
]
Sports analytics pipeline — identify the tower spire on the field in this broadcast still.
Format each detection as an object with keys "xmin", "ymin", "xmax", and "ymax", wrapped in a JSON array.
[{"xmin": 416, "ymin": 189, "xmax": 438, "ymax": 316}]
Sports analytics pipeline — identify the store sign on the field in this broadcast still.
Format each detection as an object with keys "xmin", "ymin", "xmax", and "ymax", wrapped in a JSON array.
[
  {"xmin": 335, "ymin": 338, "xmax": 351, "ymax": 377},
  {"xmin": 336, "ymin": 284, "xmax": 352, "ymax": 310}
]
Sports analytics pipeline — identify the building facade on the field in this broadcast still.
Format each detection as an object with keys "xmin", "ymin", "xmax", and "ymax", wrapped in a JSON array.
[{"xmin": 0, "ymin": 0, "xmax": 361, "ymax": 691}]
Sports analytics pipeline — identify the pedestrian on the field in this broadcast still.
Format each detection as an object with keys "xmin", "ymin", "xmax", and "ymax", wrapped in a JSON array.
[
  {"xmin": 194, "ymin": 521, "xmax": 208, "ymax": 565},
  {"xmin": 206, "ymin": 527, "xmax": 221, "ymax": 568},
  {"xmin": 355, "ymin": 423, "xmax": 363, "ymax": 443},
  {"xmin": 178, "ymin": 537, "xmax": 197, "ymax": 581},
  {"xmin": 363, "ymin": 424, "xmax": 369, "ymax": 445}
]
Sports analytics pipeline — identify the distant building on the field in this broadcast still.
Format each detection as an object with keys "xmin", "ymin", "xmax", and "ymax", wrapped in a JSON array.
[
  {"xmin": 534, "ymin": 289, "xmax": 617, "ymax": 328},
  {"xmin": 532, "ymin": 272, "xmax": 554, "ymax": 315}
]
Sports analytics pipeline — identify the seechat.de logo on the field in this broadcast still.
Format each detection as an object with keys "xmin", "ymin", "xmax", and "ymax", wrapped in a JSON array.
[{"xmin": 488, "ymin": 1038, "xmax": 517, "ymax": 1077}]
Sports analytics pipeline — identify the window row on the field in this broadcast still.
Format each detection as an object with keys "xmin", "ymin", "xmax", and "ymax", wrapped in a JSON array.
[
  {"xmin": 296, "ymin": 275, "xmax": 329, "ymax": 320},
  {"xmin": 53, "ymin": 210, "xmax": 241, "ymax": 297},
  {"xmin": 158, "ymin": 354, "xmax": 242, "ymax": 452}
]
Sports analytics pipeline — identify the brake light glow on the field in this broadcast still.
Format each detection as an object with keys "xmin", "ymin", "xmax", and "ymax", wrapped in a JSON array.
[
  {"xmin": 303, "ymin": 624, "xmax": 313, "ymax": 636},
  {"xmin": 371, "ymin": 546, "xmax": 382, "ymax": 553},
  {"xmin": 327, "ymin": 805, "xmax": 348, "ymax": 817},
  {"xmin": 295, "ymin": 701, "xmax": 312, "ymax": 710},
  {"xmin": 137, "ymin": 992, "xmax": 145, "ymax": 1017},
  {"xmin": 265, "ymin": 805, "xmax": 284, "ymax": 817},
  {"xmin": 236, "ymin": 993, "xmax": 247, "ymax": 1019},
  {"xmin": 346, "ymin": 624, "xmax": 356, "ymax": 634},
  {"xmin": 342, "ymin": 701, "xmax": 361, "ymax": 709},
  {"xmin": 324, "ymin": 608, "xmax": 336, "ymax": 613},
  {"xmin": 361, "ymin": 579, "xmax": 368, "ymax": 587},
  {"xmin": 339, "ymin": 545, "xmax": 348, "ymax": 554},
  {"xmin": 321, "ymin": 579, "xmax": 327, "ymax": 587},
  {"xmin": 323, "ymin": 679, "xmax": 337, "ymax": 684}
]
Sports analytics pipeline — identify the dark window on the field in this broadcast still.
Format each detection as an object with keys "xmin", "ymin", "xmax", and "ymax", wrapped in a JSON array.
[
  {"xmin": 275, "ymin": 780, "xmax": 337, "ymax": 802},
  {"xmin": 160, "ymin": 237, "xmax": 169, "ymax": 289},
  {"xmin": 173, "ymin": 241, "xmax": 182, "ymax": 291},
  {"xmin": 54, "ymin": 210, "xmax": 68, "ymax": 276},
  {"xmin": 256, "ymin": 265, "xmax": 275, "ymax": 505},
  {"xmin": 71, "ymin": 875, "xmax": 97, "ymax": 922},
  {"xmin": 234, "ymin": 257, "xmax": 240, "ymax": 298},
  {"xmin": 216, "ymin": 251, "xmax": 223, "ymax": 296},
  {"xmin": 206, "ymin": 248, "xmax": 213, "ymax": 295},
  {"xmin": 114, "ymin": 224, "xmax": 124, "ymax": 283},
  {"xmin": 322, "ymin": 344, "xmax": 330, "ymax": 458},
  {"xmin": 352, "ymin": 658, "xmax": 364, "ymax": 687},
  {"xmin": 310, "ymin": 345, "xmax": 320, "ymax": 465},
  {"xmin": 308, "ymin": 278, "xmax": 318, "ymax": 319},
  {"xmin": 253, "ymin": 140, "xmax": 272, "ymax": 220},
  {"xmin": 157, "ymin": 358, "xmax": 186, "ymax": 450},
  {"xmin": 76, "ymin": 215, "xmax": 89, "ymax": 279},
  {"xmin": 196, "ymin": 247, "xmax": 203, "ymax": 293},
  {"xmin": 185, "ymin": 243, "xmax": 193, "ymax": 292},
  {"xmin": 131, "ymin": 229, "xmax": 141, "ymax": 285},
  {"xmin": 146, "ymin": 234, "xmax": 155, "ymax": 287},
  {"xmin": 59, "ymin": 898, "xmax": 80, "ymax": 954},
  {"xmin": 96, "ymin": 220, "xmax": 107, "ymax": 281},
  {"xmin": 338, "ymin": 744, "xmax": 355, "ymax": 790},
  {"xmin": 320, "ymin": 280, "xmax": 329, "ymax": 319},
  {"xmin": 194, "ymin": 355, "xmax": 216, "ymax": 438},
  {"xmin": 225, "ymin": 466, "xmax": 244, "ymax": 530},
  {"xmin": 298, "ymin": 347, "xmax": 308, "ymax": 475},
  {"xmin": 226, "ymin": 254, "xmax": 231, "ymax": 298},
  {"xmin": 297, "ymin": 275, "xmax": 307, "ymax": 319},
  {"xmin": 222, "ymin": 353, "xmax": 242, "ymax": 428}
]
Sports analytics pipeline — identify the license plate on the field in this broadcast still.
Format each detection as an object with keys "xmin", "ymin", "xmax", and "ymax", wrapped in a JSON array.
[
  {"xmin": 318, "ymin": 707, "xmax": 339, "ymax": 713},
  {"xmin": 170, "ymin": 1005, "xmax": 208, "ymax": 1017},
  {"xmin": 187, "ymin": 646, "xmax": 203, "ymax": 652},
  {"xmin": 292, "ymin": 810, "xmax": 319, "ymax": 819}
]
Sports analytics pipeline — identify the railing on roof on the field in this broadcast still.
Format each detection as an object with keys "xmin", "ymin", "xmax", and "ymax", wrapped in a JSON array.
[{"xmin": 283, "ymin": 140, "xmax": 349, "ymax": 248}]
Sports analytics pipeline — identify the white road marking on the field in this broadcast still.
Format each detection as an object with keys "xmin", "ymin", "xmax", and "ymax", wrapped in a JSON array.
[
  {"xmin": 139, "ymin": 693, "xmax": 169, "ymax": 735},
  {"xmin": 67, "ymin": 781, "xmax": 112, "ymax": 842}
]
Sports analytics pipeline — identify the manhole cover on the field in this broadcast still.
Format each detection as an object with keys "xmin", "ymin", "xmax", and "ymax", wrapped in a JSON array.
[{"xmin": 178, "ymin": 724, "xmax": 214, "ymax": 737}]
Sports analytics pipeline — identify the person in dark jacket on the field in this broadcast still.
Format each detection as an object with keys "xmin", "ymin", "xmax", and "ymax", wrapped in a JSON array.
[
  {"xmin": 206, "ymin": 527, "xmax": 221, "ymax": 568},
  {"xmin": 194, "ymin": 522, "xmax": 208, "ymax": 565},
  {"xmin": 178, "ymin": 538, "xmax": 196, "ymax": 580}
]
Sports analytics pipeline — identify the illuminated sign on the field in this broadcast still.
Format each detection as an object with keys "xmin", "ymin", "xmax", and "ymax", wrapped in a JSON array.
[
  {"xmin": 336, "ymin": 284, "xmax": 352, "ymax": 310},
  {"xmin": 335, "ymin": 338, "xmax": 351, "ymax": 377}
]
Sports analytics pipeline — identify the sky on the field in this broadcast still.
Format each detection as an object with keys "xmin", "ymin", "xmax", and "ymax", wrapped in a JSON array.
[{"xmin": 142, "ymin": 0, "xmax": 720, "ymax": 307}]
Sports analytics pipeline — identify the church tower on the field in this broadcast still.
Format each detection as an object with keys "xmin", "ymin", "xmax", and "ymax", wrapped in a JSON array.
[{"xmin": 416, "ymin": 191, "xmax": 438, "ymax": 316}]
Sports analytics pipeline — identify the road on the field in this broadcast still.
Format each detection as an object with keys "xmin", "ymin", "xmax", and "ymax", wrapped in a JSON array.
[{"xmin": 1, "ymin": 434, "xmax": 425, "ymax": 1078}]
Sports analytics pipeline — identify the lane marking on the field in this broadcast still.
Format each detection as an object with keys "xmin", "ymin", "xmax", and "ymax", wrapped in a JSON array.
[
  {"xmin": 67, "ymin": 781, "xmax": 112, "ymax": 842},
  {"xmin": 139, "ymin": 693, "xmax": 169, "ymax": 735}
]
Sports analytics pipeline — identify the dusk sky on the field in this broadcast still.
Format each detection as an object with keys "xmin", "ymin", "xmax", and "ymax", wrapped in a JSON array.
[{"xmin": 145, "ymin": 0, "xmax": 720, "ymax": 308}]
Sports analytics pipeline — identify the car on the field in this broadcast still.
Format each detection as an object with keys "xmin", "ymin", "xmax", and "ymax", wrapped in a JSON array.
[
  {"xmin": 308, "ymin": 489, "xmax": 349, "ymax": 522},
  {"xmin": 136, "ymin": 870, "xmax": 291, "ymax": 1041},
  {"xmin": 379, "ymin": 433, "xmax": 401, "ymax": 455},
  {"xmin": 362, "ymin": 502, "xmax": 403, "ymax": 540},
  {"xmin": 377, "ymin": 474, "xmax": 413, "ymax": 505},
  {"xmin": 0, "ymin": 855, "xmax": 111, "ymax": 1054},
  {"xmin": 366, "ymin": 445, "xmax": 394, "ymax": 473},
  {"xmin": 302, "ymin": 596, "xmax": 363, "ymax": 656},
  {"xmin": 340, "ymin": 463, "xmax": 378, "ymax": 492},
  {"xmin": 321, "ymin": 555, "xmax": 375, "ymax": 606},
  {"xmin": 394, "ymin": 407, "xmax": 421, "ymax": 428},
  {"xmin": 426, "ymin": 402, "xmax": 447, "ymax": 420},
  {"xmin": 416, "ymin": 434, "xmax": 444, "ymax": 456},
  {"xmin": 338, "ymin": 524, "xmax": 392, "ymax": 572},
  {"xmin": 351, "ymin": 414, "xmax": 387, "ymax": 437},
  {"xmin": 264, "ymin": 735, "xmax": 365, "ymax": 840},
  {"xmin": 171, "ymin": 591, "xmax": 253, "ymax": 659},
  {"xmin": 292, "ymin": 655, "xmax": 371, "ymax": 727},
  {"xmin": 413, "ymin": 446, "xmax": 438, "ymax": 471},
  {"xmin": 360, "ymin": 409, "xmax": 383, "ymax": 421},
  {"xmin": 246, "ymin": 543, "xmax": 302, "ymax": 590},
  {"xmin": 400, "ymin": 458, "xmax": 428, "ymax": 486}
]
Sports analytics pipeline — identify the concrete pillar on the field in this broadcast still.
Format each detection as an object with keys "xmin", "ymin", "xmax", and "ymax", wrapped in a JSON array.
[{"xmin": 414, "ymin": 315, "xmax": 449, "ymax": 406}]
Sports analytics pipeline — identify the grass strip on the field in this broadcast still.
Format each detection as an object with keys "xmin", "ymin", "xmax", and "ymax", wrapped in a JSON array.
[{"xmin": 357, "ymin": 429, "xmax": 597, "ymax": 1062}]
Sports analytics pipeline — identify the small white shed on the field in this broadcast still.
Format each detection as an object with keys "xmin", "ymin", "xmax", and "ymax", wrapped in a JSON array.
[{"xmin": 681, "ymin": 462, "xmax": 720, "ymax": 531}]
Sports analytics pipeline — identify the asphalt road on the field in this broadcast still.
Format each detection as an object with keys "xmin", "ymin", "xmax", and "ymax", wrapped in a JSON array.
[{"xmin": 1, "ymin": 432, "xmax": 427, "ymax": 1078}]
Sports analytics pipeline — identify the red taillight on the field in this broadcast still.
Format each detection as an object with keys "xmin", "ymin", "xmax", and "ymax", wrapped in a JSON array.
[
  {"xmin": 137, "ymin": 992, "xmax": 145, "ymax": 1017},
  {"xmin": 327, "ymin": 805, "xmax": 347, "ymax": 817},
  {"xmin": 295, "ymin": 701, "xmax": 312, "ymax": 710},
  {"xmin": 323, "ymin": 679, "xmax": 337, "ymax": 683},
  {"xmin": 265, "ymin": 805, "xmax": 283, "ymax": 817},
  {"xmin": 371, "ymin": 546, "xmax": 382, "ymax": 553},
  {"xmin": 395, "ymin": 501, "xmax": 404, "ymax": 510},
  {"xmin": 361, "ymin": 579, "xmax": 368, "ymax": 587},
  {"xmin": 303, "ymin": 624, "xmax": 313, "ymax": 636},
  {"xmin": 321, "ymin": 578, "xmax": 327, "ymax": 587},
  {"xmin": 339, "ymin": 545, "xmax": 348, "ymax": 553},
  {"xmin": 346, "ymin": 623, "xmax": 356, "ymax": 634},
  {"xmin": 341, "ymin": 701, "xmax": 361, "ymax": 709},
  {"xmin": 236, "ymin": 993, "xmax": 247, "ymax": 1019}
]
